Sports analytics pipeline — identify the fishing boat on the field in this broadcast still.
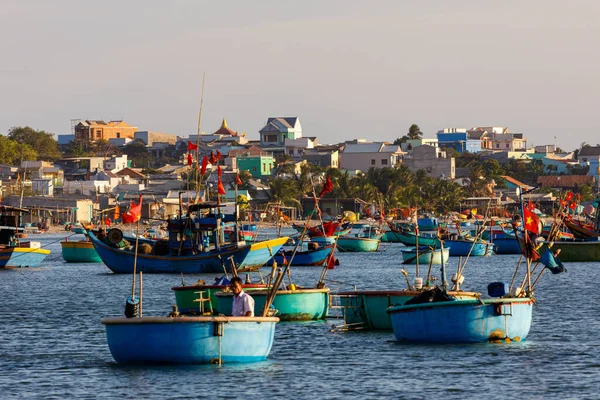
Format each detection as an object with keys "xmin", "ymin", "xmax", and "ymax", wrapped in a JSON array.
[
  {"xmin": 215, "ymin": 287, "xmax": 330, "ymax": 321},
  {"xmin": 538, "ymin": 240, "xmax": 600, "ymax": 262},
  {"xmin": 332, "ymin": 289, "xmax": 480, "ymax": 331},
  {"xmin": 60, "ymin": 239, "xmax": 102, "ymax": 263},
  {"xmin": 336, "ymin": 236, "xmax": 380, "ymax": 252},
  {"xmin": 88, "ymin": 201, "xmax": 288, "ymax": 274},
  {"xmin": 387, "ymin": 294, "xmax": 534, "ymax": 343},
  {"xmin": 272, "ymin": 243, "xmax": 334, "ymax": 266},
  {"xmin": 386, "ymin": 187, "xmax": 559, "ymax": 343},
  {"xmin": 400, "ymin": 246, "xmax": 449, "ymax": 265},
  {"xmin": 444, "ymin": 237, "xmax": 494, "ymax": 256},
  {"xmin": 417, "ymin": 216, "xmax": 439, "ymax": 231},
  {"xmin": 172, "ymin": 280, "xmax": 269, "ymax": 314},
  {"xmin": 0, "ymin": 206, "xmax": 50, "ymax": 268},
  {"xmin": 102, "ymin": 315, "xmax": 278, "ymax": 364}
]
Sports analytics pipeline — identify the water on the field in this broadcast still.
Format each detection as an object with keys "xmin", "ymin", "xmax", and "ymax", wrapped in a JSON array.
[{"xmin": 1, "ymin": 233, "xmax": 599, "ymax": 399}]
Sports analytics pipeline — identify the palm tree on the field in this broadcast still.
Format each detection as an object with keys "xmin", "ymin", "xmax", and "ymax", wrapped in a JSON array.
[
  {"xmin": 267, "ymin": 177, "xmax": 301, "ymax": 208},
  {"xmin": 407, "ymin": 124, "xmax": 423, "ymax": 140}
]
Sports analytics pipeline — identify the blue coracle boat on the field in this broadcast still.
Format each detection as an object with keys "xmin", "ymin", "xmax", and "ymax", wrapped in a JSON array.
[
  {"xmin": 444, "ymin": 238, "xmax": 494, "ymax": 256},
  {"xmin": 102, "ymin": 315, "xmax": 278, "ymax": 364},
  {"xmin": 387, "ymin": 297, "xmax": 533, "ymax": 343},
  {"xmin": 272, "ymin": 244, "xmax": 334, "ymax": 266}
]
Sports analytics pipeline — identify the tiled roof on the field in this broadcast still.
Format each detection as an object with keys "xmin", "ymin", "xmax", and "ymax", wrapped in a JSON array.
[
  {"xmin": 500, "ymin": 175, "xmax": 534, "ymax": 189},
  {"xmin": 578, "ymin": 146, "xmax": 600, "ymax": 158},
  {"xmin": 343, "ymin": 143, "xmax": 383, "ymax": 153},
  {"xmin": 537, "ymin": 175, "xmax": 595, "ymax": 187}
]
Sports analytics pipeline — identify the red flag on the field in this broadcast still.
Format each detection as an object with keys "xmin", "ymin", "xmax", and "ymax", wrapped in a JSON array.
[
  {"xmin": 187, "ymin": 141, "xmax": 198, "ymax": 151},
  {"xmin": 504, "ymin": 210, "xmax": 510, "ymax": 218},
  {"xmin": 560, "ymin": 199, "xmax": 567, "ymax": 207},
  {"xmin": 565, "ymin": 192, "xmax": 574, "ymax": 201},
  {"xmin": 217, "ymin": 178, "xmax": 226, "ymax": 195},
  {"xmin": 569, "ymin": 201, "xmax": 577, "ymax": 210},
  {"xmin": 201, "ymin": 156, "xmax": 208, "ymax": 175},
  {"xmin": 187, "ymin": 153, "xmax": 193, "ymax": 166},
  {"xmin": 236, "ymin": 173, "xmax": 242, "ymax": 185},
  {"xmin": 104, "ymin": 217, "xmax": 111, "ymax": 226},
  {"xmin": 528, "ymin": 200, "xmax": 535, "ymax": 211},
  {"xmin": 318, "ymin": 175, "xmax": 334, "ymax": 198},
  {"xmin": 122, "ymin": 195, "xmax": 142, "ymax": 224},
  {"xmin": 523, "ymin": 207, "xmax": 540, "ymax": 235},
  {"xmin": 326, "ymin": 254, "xmax": 335, "ymax": 269},
  {"xmin": 216, "ymin": 150, "xmax": 222, "ymax": 160},
  {"xmin": 208, "ymin": 151, "xmax": 217, "ymax": 164},
  {"xmin": 218, "ymin": 165, "xmax": 222, "ymax": 177}
]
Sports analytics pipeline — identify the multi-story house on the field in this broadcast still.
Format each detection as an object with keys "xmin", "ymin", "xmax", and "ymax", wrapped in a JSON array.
[
  {"xmin": 436, "ymin": 128, "xmax": 484, "ymax": 153},
  {"xmin": 577, "ymin": 146, "xmax": 600, "ymax": 185},
  {"xmin": 74, "ymin": 120, "xmax": 138, "ymax": 143},
  {"xmin": 404, "ymin": 145, "xmax": 455, "ymax": 179},
  {"xmin": 340, "ymin": 141, "xmax": 405, "ymax": 172},
  {"xmin": 259, "ymin": 117, "xmax": 302, "ymax": 154},
  {"xmin": 304, "ymin": 145, "xmax": 342, "ymax": 169},
  {"xmin": 285, "ymin": 137, "xmax": 317, "ymax": 160}
]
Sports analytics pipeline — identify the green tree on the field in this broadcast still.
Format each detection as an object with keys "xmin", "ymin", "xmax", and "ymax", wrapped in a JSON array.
[
  {"xmin": 7, "ymin": 126, "xmax": 61, "ymax": 161},
  {"xmin": 0, "ymin": 136, "xmax": 37, "ymax": 165},
  {"xmin": 393, "ymin": 124, "xmax": 423, "ymax": 145}
]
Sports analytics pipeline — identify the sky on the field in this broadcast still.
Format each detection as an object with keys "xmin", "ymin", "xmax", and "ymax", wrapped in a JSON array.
[{"xmin": 1, "ymin": 0, "xmax": 598, "ymax": 152}]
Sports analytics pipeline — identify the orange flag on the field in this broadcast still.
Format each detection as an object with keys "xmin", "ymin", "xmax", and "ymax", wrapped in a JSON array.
[{"xmin": 236, "ymin": 173, "xmax": 242, "ymax": 185}]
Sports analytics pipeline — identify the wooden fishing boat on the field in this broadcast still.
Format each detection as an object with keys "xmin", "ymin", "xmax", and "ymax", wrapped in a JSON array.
[
  {"xmin": 61, "ymin": 240, "xmax": 102, "ymax": 263},
  {"xmin": 102, "ymin": 315, "xmax": 278, "ymax": 364},
  {"xmin": 387, "ymin": 296, "xmax": 533, "ymax": 343},
  {"xmin": 400, "ymin": 246, "xmax": 449, "ymax": 265},
  {"xmin": 538, "ymin": 240, "xmax": 600, "ymax": 262},
  {"xmin": 0, "ymin": 206, "xmax": 50, "ymax": 268},
  {"xmin": 444, "ymin": 238, "xmax": 494, "ymax": 256},
  {"xmin": 309, "ymin": 236, "xmax": 337, "ymax": 246},
  {"xmin": 88, "ymin": 201, "xmax": 288, "ymax": 274},
  {"xmin": 172, "ymin": 282, "xmax": 269, "ymax": 314},
  {"xmin": 381, "ymin": 230, "xmax": 405, "ymax": 243},
  {"xmin": 417, "ymin": 216, "xmax": 439, "ymax": 232},
  {"xmin": 215, "ymin": 288, "xmax": 330, "ymax": 321},
  {"xmin": 336, "ymin": 236, "xmax": 380, "ymax": 252},
  {"xmin": 333, "ymin": 290, "xmax": 480, "ymax": 331},
  {"xmin": 272, "ymin": 243, "xmax": 334, "ymax": 266}
]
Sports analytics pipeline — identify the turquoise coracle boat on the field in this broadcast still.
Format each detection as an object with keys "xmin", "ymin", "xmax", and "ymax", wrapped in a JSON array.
[
  {"xmin": 61, "ymin": 240, "xmax": 102, "ymax": 263},
  {"xmin": 216, "ymin": 288, "xmax": 330, "ymax": 321},
  {"xmin": 333, "ymin": 290, "xmax": 480, "ymax": 331},
  {"xmin": 400, "ymin": 246, "xmax": 449, "ymax": 265},
  {"xmin": 102, "ymin": 315, "xmax": 278, "ymax": 364},
  {"xmin": 336, "ymin": 236, "xmax": 380, "ymax": 252},
  {"xmin": 387, "ymin": 296, "xmax": 533, "ymax": 343}
]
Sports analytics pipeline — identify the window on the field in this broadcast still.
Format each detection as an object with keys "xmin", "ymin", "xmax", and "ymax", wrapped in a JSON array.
[
  {"xmin": 116, "ymin": 132, "xmax": 121, "ymax": 138},
  {"xmin": 265, "ymin": 134, "xmax": 278, "ymax": 143},
  {"xmin": 506, "ymin": 143, "xmax": 509, "ymax": 149},
  {"xmin": 289, "ymin": 150, "xmax": 294, "ymax": 155},
  {"xmin": 263, "ymin": 163, "xmax": 266, "ymax": 172},
  {"xmin": 381, "ymin": 159, "xmax": 388, "ymax": 165},
  {"xmin": 371, "ymin": 159, "xmax": 376, "ymax": 165},
  {"xmin": 496, "ymin": 143, "xmax": 500, "ymax": 149},
  {"xmin": 96, "ymin": 130, "xmax": 102, "ymax": 138}
]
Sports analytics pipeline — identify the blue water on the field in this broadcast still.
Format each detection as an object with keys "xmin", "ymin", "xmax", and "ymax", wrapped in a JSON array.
[{"xmin": 1, "ymin": 233, "xmax": 599, "ymax": 399}]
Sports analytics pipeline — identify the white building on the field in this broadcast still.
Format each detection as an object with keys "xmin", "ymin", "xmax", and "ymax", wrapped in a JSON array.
[{"xmin": 340, "ymin": 142, "xmax": 405, "ymax": 172}]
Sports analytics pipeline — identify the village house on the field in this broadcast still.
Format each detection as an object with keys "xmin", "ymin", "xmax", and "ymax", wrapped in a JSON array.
[
  {"xmin": 259, "ymin": 117, "xmax": 302, "ymax": 155},
  {"xmin": 340, "ymin": 141, "xmax": 405, "ymax": 172},
  {"xmin": 537, "ymin": 175, "xmax": 596, "ymax": 192},
  {"xmin": 304, "ymin": 145, "xmax": 342, "ymax": 169},
  {"xmin": 577, "ymin": 146, "xmax": 600, "ymax": 184},
  {"xmin": 436, "ymin": 128, "xmax": 484, "ymax": 153},
  {"xmin": 74, "ymin": 120, "xmax": 138, "ymax": 143},
  {"xmin": 403, "ymin": 145, "xmax": 455, "ymax": 179}
]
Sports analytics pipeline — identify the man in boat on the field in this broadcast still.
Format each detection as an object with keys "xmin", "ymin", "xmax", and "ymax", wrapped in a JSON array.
[{"xmin": 230, "ymin": 276, "xmax": 255, "ymax": 317}]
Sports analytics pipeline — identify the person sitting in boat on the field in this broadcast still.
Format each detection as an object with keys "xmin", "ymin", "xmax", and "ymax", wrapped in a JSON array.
[{"xmin": 230, "ymin": 276, "xmax": 255, "ymax": 317}]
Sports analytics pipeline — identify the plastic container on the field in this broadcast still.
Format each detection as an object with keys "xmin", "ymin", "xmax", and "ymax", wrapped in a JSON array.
[
  {"xmin": 414, "ymin": 277, "xmax": 423, "ymax": 290},
  {"xmin": 487, "ymin": 282, "xmax": 509, "ymax": 297}
]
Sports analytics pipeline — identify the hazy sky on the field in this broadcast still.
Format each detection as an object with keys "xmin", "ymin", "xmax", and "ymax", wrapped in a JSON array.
[{"xmin": 2, "ymin": 0, "xmax": 598, "ymax": 151}]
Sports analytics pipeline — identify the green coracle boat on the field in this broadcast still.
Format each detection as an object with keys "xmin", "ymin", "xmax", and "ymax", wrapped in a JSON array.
[
  {"xmin": 336, "ymin": 236, "xmax": 380, "ymax": 252},
  {"xmin": 60, "ymin": 240, "xmax": 102, "ymax": 263}
]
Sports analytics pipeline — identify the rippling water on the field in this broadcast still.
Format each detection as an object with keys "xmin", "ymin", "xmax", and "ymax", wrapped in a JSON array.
[{"xmin": 1, "ymin": 232, "xmax": 599, "ymax": 399}]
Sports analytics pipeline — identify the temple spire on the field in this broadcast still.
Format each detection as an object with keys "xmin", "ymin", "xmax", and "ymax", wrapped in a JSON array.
[{"xmin": 221, "ymin": 118, "xmax": 228, "ymax": 130}]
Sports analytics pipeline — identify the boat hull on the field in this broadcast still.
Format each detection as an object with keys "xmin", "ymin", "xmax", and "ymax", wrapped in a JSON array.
[
  {"xmin": 102, "ymin": 316, "xmax": 278, "ymax": 364},
  {"xmin": 336, "ymin": 290, "xmax": 480, "ymax": 330},
  {"xmin": 336, "ymin": 237, "xmax": 380, "ymax": 252},
  {"xmin": 539, "ymin": 240, "xmax": 600, "ymax": 262},
  {"xmin": 388, "ymin": 297, "xmax": 533, "ymax": 343},
  {"xmin": 61, "ymin": 241, "xmax": 102, "ymax": 263},
  {"xmin": 400, "ymin": 247, "xmax": 449, "ymax": 265},
  {"xmin": 88, "ymin": 232, "xmax": 287, "ymax": 274},
  {"xmin": 0, "ymin": 247, "xmax": 50, "ymax": 268},
  {"xmin": 390, "ymin": 231, "xmax": 440, "ymax": 247},
  {"xmin": 492, "ymin": 238, "xmax": 522, "ymax": 255},
  {"xmin": 445, "ymin": 240, "xmax": 494, "ymax": 256},
  {"xmin": 381, "ymin": 231, "xmax": 405, "ymax": 243},
  {"xmin": 216, "ymin": 288, "xmax": 330, "ymax": 321},
  {"xmin": 272, "ymin": 245, "xmax": 333, "ymax": 266}
]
